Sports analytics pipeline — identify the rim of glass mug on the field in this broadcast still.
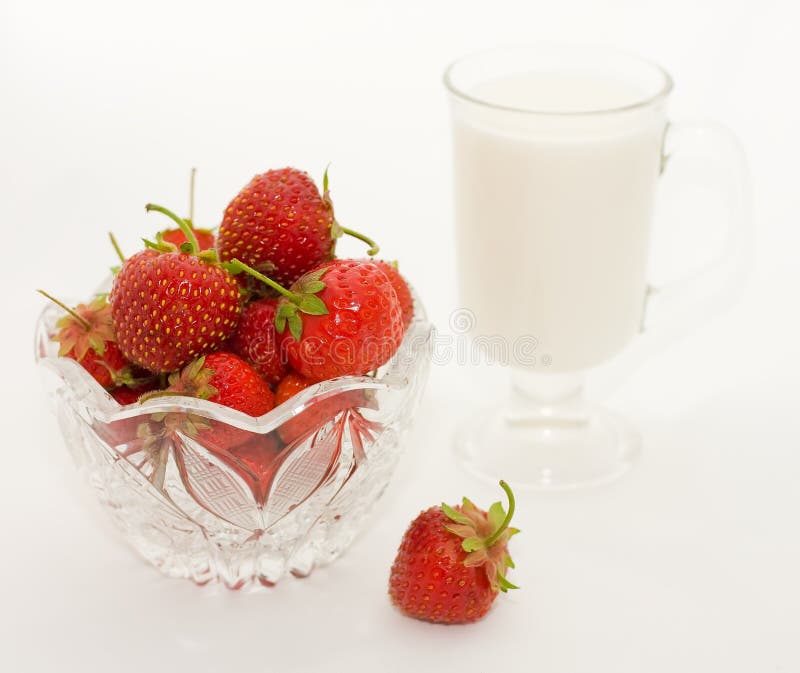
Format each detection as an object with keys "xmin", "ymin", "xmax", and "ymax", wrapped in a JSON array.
[{"xmin": 443, "ymin": 45, "xmax": 674, "ymax": 117}]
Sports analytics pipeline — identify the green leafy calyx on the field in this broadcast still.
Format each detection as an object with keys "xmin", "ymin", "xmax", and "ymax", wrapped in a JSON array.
[
  {"xmin": 140, "ymin": 355, "xmax": 219, "ymax": 403},
  {"xmin": 225, "ymin": 259, "xmax": 330, "ymax": 341},
  {"xmin": 442, "ymin": 480, "xmax": 520, "ymax": 593},
  {"xmin": 39, "ymin": 291, "xmax": 116, "ymax": 360}
]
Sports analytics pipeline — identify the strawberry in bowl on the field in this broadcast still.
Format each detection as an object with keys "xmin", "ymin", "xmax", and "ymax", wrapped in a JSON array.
[{"xmin": 35, "ymin": 166, "xmax": 432, "ymax": 588}]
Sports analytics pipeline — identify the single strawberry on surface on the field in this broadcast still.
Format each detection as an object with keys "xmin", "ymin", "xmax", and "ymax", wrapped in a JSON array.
[
  {"xmin": 109, "ymin": 205, "xmax": 241, "ymax": 373},
  {"xmin": 38, "ymin": 291, "xmax": 136, "ymax": 389},
  {"xmin": 217, "ymin": 167, "xmax": 380, "ymax": 289},
  {"xmin": 388, "ymin": 481, "xmax": 519, "ymax": 625},
  {"xmin": 228, "ymin": 297, "xmax": 289, "ymax": 387}
]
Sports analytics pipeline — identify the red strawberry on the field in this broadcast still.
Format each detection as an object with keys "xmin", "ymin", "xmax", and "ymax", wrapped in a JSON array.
[
  {"xmin": 279, "ymin": 260, "xmax": 403, "ymax": 381},
  {"xmin": 372, "ymin": 260, "xmax": 414, "ymax": 330},
  {"xmin": 161, "ymin": 227, "xmax": 215, "ymax": 251},
  {"xmin": 228, "ymin": 258, "xmax": 404, "ymax": 382},
  {"xmin": 39, "ymin": 291, "xmax": 136, "ymax": 389},
  {"xmin": 227, "ymin": 433, "xmax": 282, "ymax": 504},
  {"xmin": 217, "ymin": 167, "xmax": 380, "ymax": 288},
  {"xmin": 388, "ymin": 481, "xmax": 519, "ymax": 625},
  {"xmin": 96, "ymin": 381, "xmax": 161, "ymax": 446},
  {"xmin": 274, "ymin": 371, "xmax": 365, "ymax": 444},
  {"xmin": 228, "ymin": 297, "xmax": 289, "ymax": 387},
  {"xmin": 112, "ymin": 386, "xmax": 143, "ymax": 406},
  {"xmin": 109, "ymin": 204, "xmax": 241, "ymax": 373},
  {"xmin": 229, "ymin": 432, "xmax": 280, "ymax": 475},
  {"xmin": 191, "ymin": 352, "xmax": 274, "ymax": 419},
  {"xmin": 111, "ymin": 381, "xmax": 159, "ymax": 406},
  {"xmin": 142, "ymin": 352, "xmax": 275, "ymax": 451},
  {"xmin": 74, "ymin": 342, "xmax": 128, "ymax": 389},
  {"xmin": 217, "ymin": 168, "xmax": 334, "ymax": 288}
]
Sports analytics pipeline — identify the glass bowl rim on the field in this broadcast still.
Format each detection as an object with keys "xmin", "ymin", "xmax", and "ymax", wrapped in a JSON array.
[{"xmin": 35, "ymin": 298, "xmax": 433, "ymax": 433}]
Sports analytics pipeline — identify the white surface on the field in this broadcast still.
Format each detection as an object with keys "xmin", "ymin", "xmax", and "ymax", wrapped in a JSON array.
[{"xmin": 2, "ymin": 1, "xmax": 799, "ymax": 671}]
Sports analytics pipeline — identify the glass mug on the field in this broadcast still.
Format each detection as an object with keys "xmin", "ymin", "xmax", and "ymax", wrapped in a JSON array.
[{"xmin": 445, "ymin": 45, "xmax": 751, "ymax": 489}]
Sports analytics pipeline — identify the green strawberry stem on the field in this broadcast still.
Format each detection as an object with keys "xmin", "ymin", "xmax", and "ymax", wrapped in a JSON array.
[
  {"xmin": 322, "ymin": 166, "xmax": 380, "ymax": 256},
  {"xmin": 37, "ymin": 290, "xmax": 92, "ymax": 330},
  {"xmin": 339, "ymin": 225, "xmax": 380, "ymax": 256},
  {"xmin": 484, "ymin": 480, "xmax": 515, "ymax": 547},
  {"xmin": 323, "ymin": 164, "xmax": 331, "ymax": 193},
  {"xmin": 188, "ymin": 167, "xmax": 197, "ymax": 224},
  {"xmin": 108, "ymin": 232, "xmax": 126, "ymax": 263},
  {"xmin": 225, "ymin": 259, "xmax": 328, "ymax": 340},
  {"xmin": 224, "ymin": 259, "xmax": 303, "ymax": 304},
  {"xmin": 144, "ymin": 203, "xmax": 200, "ymax": 254}
]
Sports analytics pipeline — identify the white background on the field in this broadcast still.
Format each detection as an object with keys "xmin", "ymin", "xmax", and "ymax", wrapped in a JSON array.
[{"xmin": 2, "ymin": 1, "xmax": 799, "ymax": 671}]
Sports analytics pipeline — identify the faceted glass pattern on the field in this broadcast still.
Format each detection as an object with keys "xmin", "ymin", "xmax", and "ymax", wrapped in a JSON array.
[{"xmin": 35, "ymin": 299, "xmax": 432, "ymax": 588}]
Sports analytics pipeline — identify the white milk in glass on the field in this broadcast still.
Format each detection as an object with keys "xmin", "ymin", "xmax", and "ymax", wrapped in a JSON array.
[{"xmin": 452, "ymin": 71, "xmax": 666, "ymax": 372}]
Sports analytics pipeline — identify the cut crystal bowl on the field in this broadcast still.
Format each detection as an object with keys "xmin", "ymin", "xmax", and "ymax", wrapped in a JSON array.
[{"xmin": 35, "ymin": 296, "xmax": 432, "ymax": 588}]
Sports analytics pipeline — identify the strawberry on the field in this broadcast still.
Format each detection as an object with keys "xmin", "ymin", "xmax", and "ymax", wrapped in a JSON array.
[
  {"xmin": 227, "ymin": 258, "xmax": 404, "ymax": 382},
  {"xmin": 111, "ymin": 381, "xmax": 159, "ymax": 406},
  {"xmin": 388, "ymin": 481, "xmax": 519, "ymax": 625},
  {"xmin": 274, "ymin": 371, "xmax": 365, "ymax": 444},
  {"xmin": 141, "ymin": 352, "xmax": 275, "ymax": 451},
  {"xmin": 372, "ymin": 260, "xmax": 414, "ymax": 330},
  {"xmin": 278, "ymin": 260, "xmax": 404, "ymax": 380},
  {"xmin": 96, "ymin": 381, "xmax": 161, "ymax": 447},
  {"xmin": 229, "ymin": 432, "xmax": 280, "ymax": 475},
  {"xmin": 161, "ymin": 227, "xmax": 215, "ymax": 251},
  {"xmin": 217, "ymin": 168, "xmax": 334, "ymax": 288},
  {"xmin": 228, "ymin": 297, "xmax": 289, "ymax": 387},
  {"xmin": 217, "ymin": 167, "xmax": 380, "ymax": 288},
  {"xmin": 109, "ymin": 204, "xmax": 241, "ymax": 373},
  {"xmin": 39, "ymin": 291, "xmax": 137, "ymax": 389},
  {"xmin": 184, "ymin": 352, "xmax": 274, "ymax": 420},
  {"xmin": 227, "ymin": 433, "xmax": 282, "ymax": 503},
  {"xmin": 71, "ymin": 343, "xmax": 128, "ymax": 389}
]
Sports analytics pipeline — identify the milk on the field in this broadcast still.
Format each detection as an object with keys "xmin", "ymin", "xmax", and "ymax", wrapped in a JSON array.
[{"xmin": 451, "ymin": 71, "xmax": 666, "ymax": 372}]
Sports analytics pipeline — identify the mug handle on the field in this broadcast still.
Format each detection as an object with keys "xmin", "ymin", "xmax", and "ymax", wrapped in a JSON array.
[
  {"xmin": 589, "ymin": 120, "xmax": 753, "ymax": 396},
  {"xmin": 641, "ymin": 120, "xmax": 753, "ymax": 336}
]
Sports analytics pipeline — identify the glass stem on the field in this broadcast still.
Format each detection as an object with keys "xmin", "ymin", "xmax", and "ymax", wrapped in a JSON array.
[{"xmin": 508, "ymin": 368, "xmax": 587, "ymax": 426}]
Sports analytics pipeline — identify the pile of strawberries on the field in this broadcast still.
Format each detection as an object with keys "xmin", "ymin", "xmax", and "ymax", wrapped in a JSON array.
[{"xmin": 41, "ymin": 167, "xmax": 414, "ymax": 458}]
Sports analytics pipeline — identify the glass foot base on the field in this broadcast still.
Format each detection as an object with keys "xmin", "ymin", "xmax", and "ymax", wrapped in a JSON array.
[{"xmin": 454, "ymin": 403, "xmax": 641, "ymax": 491}]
